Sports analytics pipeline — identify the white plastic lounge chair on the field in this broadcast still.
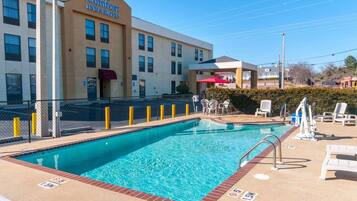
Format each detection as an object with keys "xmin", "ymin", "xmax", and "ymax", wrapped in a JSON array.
[
  {"xmin": 320, "ymin": 156, "xmax": 357, "ymax": 180},
  {"xmin": 316, "ymin": 103, "xmax": 347, "ymax": 122},
  {"xmin": 218, "ymin": 100, "xmax": 230, "ymax": 115},
  {"xmin": 0, "ymin": 195, "xmax": 11, "ymax": 201},
  {"xmin": 200, "ymin": 99, "xmax": 209, "ymax": 114},
  {"xmin": 334, "ymin": 114, "xmax": 357, "ymax": 126},
  {"xmin": 326, "ymin": 145, "xmax": 357, "ymax": 157},
  {"xmin": 207, "ymin": 99, "xmax": 219, "ymax": 115},
  {"xmin": 255, "ymin": 100, "xmax": 272, "ymax": 118}
]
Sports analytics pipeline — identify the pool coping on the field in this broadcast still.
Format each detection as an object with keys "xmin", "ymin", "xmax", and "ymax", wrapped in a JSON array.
[{"xmin": 1, "ymin": 117, "xmax": 296, "ymax": 201}]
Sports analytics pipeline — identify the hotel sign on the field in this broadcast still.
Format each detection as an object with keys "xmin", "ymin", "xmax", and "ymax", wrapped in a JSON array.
[{"xmin": 86, "ymin": 0, "xmax": 119, "ymax": 19}]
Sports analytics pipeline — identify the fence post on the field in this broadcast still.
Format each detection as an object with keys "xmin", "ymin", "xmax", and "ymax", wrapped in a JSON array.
[
  {"xmin": 27, "ymin": 101, "xmax": 31, "ymax": 143},
  {"xmin": 172, "ymin": 104, "xmax": 176, "ymax": 118},
  {"xmin": 146, "ymin": 106, "xmax": 151, "ymax": 123},
  {"xmin": 160, "ymin": 105, "xmax": 164, "ymax": 120},
  {"xmin": 13, "ymin": 117, "xmax": 21, "ymax": 137},
  {"xmin": 32, "ymin": 112, "xmax": 37, "ymax": 135},
  {"xmin": 186, "ymin": 104, "xmax": 190, "ymax": 116},
  {"xmin": 105, "ymin": 107, "xmax": 111, "ymax": 130},
  {"xmin": 129, "ymin": 106, "xmax": 134, "ymax": 125}
]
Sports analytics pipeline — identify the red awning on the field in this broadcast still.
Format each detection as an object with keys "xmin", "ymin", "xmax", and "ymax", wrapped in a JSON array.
[
  {"xmin": 98, "ymin": 69, "xmax": 117, "ymax": 80},
  {"xmin": 197, "ymin": 76, "xmax": 230, "ymax": 84}
]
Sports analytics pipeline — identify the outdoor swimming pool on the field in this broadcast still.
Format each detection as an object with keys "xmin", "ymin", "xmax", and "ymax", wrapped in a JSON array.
[{"xmin": 17, "ymin": 119, "xmax": 292, "ymax": 201}]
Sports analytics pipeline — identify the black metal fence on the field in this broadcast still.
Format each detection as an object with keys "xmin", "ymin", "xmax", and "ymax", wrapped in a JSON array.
[{"xmin": 0, "ymin": 95, "xmax": 196, "ymax": 144}]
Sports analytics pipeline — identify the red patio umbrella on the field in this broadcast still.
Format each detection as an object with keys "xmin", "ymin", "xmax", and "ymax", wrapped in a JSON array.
[{"xmin": 197, "ymin": 76, "xmax": 230, "ymax": 84}]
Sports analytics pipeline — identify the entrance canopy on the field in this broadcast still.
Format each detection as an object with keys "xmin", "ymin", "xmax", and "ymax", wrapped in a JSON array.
[
  {"xmin": 197, "ymin": 76, "xmax": 230, "ymax": 84},
  {"xmin": 189, "ymin": 56, "xmax": 257, "ymax": 72},
  {"xmin": 188, "ymin": 56, "xmax": 258, "ymax": 93},
  {"xmin": 98, "ymin": 69, "xmax": 117, "ymax": 80}
]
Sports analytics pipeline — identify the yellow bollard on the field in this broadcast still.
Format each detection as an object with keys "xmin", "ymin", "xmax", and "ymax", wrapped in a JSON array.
[
  {"xmin": 160, "ymin": 105, "xmax": 164, "ymax": 120},
  {"xmin": 129, "ymin": 106, "xmax": 134, "ymax": 125},
  {"xmin": 13, "ymin": 117, "xmax": 20, "ymax": 137},
  {"xmin": 146, "ymin": 106, "xmax": 151, "ymax": 123},
  {"xmin": 105, "ymin": 107, "xmax": 111, "ymax": 130},
  {"xmin": 172, "ymin": 104, "xmax": 176, "ymax": 118},
  {"xmin": 186, "ymin": 104, "xmax": 190, "ymax": 116},
  {"xmin": 31, "ymin": 113, "xmax": 36, "ymax": 135}
]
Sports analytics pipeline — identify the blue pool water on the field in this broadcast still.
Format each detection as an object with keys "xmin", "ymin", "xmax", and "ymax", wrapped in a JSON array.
[{"xmin": 18, "ymin": 120, "xmax": 291, "ymax": 201}]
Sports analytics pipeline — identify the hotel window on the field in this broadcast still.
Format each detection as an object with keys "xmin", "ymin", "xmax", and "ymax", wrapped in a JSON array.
[
  {"xmin": 85, "ymin": 19, "xmax": 95, "ymax": 40},
  {"xmin": 30, "ymin": 74, "xmax": 36, "ymax": 101},
  {"xmin": 86, "ymin": 47, "xmax": 96, "ymax": 68},
  {"xmin": 148, "ymin": 36, "xmax": 154, "ymax": 52},
  {"xmin": 171, "ymin": 81, "xmax": 176, "ymax": 94},
  {"xmin": 138, "ymin": 33, "xmax": 145, "ymax": 50},
  {"xmin": 100, "ymin": 23, "xmax": 109, "ymax": 43},
  {"xmin": 101, "ymin": 49, "xmax": 110, "ymax": 69},
  {"xmin": 171, "ymin": 42, "xmax": 176, "ymax": 56},
  {"xmin": 27, "ymin": 3, "xmax": 36, "ymax": 28},
  {"xmin": 199, "ymin": 50, "xmax": 204, "ymax": 61},
  {"xmin": 177, "ymin": 62, "xmax": 182, "ymax": 75},
  {"xmin": 4, "ymin": 34, "xmax": 21, "ymax": 61},
  {"xmin": 178, "ymin": 44, "xmax": 182, "ymax": 57},
  {"xmin": 148, "ymin": 57, "xmax": 154, "ymax": 73},
  {"xmin": 3, "ymin": 0, "xmax": 19, "ymax": 25},
  {"xmin": 139, "ymin": 56, "xmax": 145, "ymax": 72},
  {"xmin": 28, "ymin": 38, "xmax": 36, "ymax": 63},
  {"xmin": 6, "ymin": 73, "xmax": 22, "ymax": 103},
  {"xmin": 171, "ymin": 61, "xmax": 176, "ymax": 75},
  {"xmin": 195, "ymin": 48, "xmax": 199, "ymax": 61}
]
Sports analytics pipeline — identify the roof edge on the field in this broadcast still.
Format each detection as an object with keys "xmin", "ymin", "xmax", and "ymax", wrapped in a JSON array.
[{"xmin": 132, "ymin": 16, "xmax": 213, "ymax": 50}]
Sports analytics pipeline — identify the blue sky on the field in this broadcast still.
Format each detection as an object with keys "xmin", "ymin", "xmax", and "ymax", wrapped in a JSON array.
[{"xmin": 126, "ymin": 0, "xmax": 357, "ymax": 71}]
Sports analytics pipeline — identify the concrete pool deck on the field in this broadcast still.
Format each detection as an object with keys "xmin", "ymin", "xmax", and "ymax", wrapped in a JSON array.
[{"xmin": 0, "ymin": 114, "xmax": 356, "ymax": 201}]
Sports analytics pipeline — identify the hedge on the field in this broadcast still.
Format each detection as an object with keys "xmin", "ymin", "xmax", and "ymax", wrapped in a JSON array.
[{"xmin": 205, "ymin": 88, "xmax": 357, "ymax": 116}]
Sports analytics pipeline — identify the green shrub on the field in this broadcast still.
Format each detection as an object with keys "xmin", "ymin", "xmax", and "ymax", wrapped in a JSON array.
[
  {"xmin": 176, "ymin": 84, "xmax": 190, "ymax": 94},
  {"xmin": 205, "ymin": 87, "xmax": 357, "ymax": 115}
]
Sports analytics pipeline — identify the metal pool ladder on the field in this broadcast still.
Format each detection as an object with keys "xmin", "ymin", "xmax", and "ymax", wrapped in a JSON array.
[{"xmin": 238, "ymin": 134, "xmax": 283, "ymax": 170}]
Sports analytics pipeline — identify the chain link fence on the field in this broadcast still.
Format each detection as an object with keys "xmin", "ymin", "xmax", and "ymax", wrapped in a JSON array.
[{"xmin": 0, "ymin": 95, "xmax": 197, "ymax": 144}]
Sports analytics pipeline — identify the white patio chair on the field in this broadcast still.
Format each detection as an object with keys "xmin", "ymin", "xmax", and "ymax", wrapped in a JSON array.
[
  {"xmin": 218, "ymin": 100, "xmax": 230, "ymax": 115},
  {"xmin": 320, "ymin": 156, "xmax": 357, "ymax": 180},
  {"xmin": 317, "ymin": 103, "xmax": 347, "ymax": 122},
  {"xmin": 192, "ymin": 95, "xmax": 200, "ymax": 112},
  {"xmin": 255, "ymin": 100, "xmax": 272, "ymax": 118},
  {"xmin": 207, "ymin": 99, "xmax": 219, "ymax": 115},
  {"xmin": 200, "ymin": 99, "xmax": 209, "ymax": 114},
  {"xmin": 332, "ymin": 103, "xmax": 348, "ymax": 123}
]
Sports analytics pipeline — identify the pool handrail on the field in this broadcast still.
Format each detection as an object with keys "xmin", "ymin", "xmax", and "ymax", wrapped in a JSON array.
[
  {"xmin": 239, "ymin": 139, "xmax": 277, "ymax": 170},
  {"xmin": 261, "ymin": 134, "xmax": 283, "ymax": 164}
]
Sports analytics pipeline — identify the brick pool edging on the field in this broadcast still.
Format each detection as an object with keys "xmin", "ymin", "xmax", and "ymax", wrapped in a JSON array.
[
  {"xmin": 1, "ymin": 117, "xmax": 296, "ymax": 201},
  {"xmin": 1, "ymin": 117, "xmax": 203, "ymax": 201},
  {"xmin": 202, "ymin": 126, "xmax": 298, "ymax": 201}
]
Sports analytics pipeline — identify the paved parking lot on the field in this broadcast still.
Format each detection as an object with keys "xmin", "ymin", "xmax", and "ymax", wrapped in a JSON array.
[{"xmin": 0, "ymin": 98, "xmax": 198, "ymax": 141}]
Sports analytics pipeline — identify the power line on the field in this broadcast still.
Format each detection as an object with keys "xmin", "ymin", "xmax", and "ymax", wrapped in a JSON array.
[
  {"xmin": 176, "ymin": 0, "xmax": 308, "ymax": 30},
  {"xmin": 209, "ymin": 13, "xmax": 357, "ymax": 40},
  {"xmin": 257, "ymin": 47, "xmax": 357, "ymax": 66},
  {"xmin": 170, "ymin": 0, "xmax": 271, "ymax": 28},
  {"xmin": 179, "ymin": 0, "xmax": 332, "ymax": 31}
]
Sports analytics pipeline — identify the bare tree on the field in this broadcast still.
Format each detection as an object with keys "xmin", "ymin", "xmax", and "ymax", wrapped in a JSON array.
[{"xmin": 289, "ymin": 63, "xmax": 315, "ymax": 85}]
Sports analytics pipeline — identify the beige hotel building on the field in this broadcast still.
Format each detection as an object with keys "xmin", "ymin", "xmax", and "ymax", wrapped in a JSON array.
[{"xmin": 0, "ymin": 0, "xmax": 213, "ymax": 102}]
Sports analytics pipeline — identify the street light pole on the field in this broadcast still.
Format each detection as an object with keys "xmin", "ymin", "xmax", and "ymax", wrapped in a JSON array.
[{"xmin": 281, "ymin": 33, "xmax": 286, "ymax": 89}]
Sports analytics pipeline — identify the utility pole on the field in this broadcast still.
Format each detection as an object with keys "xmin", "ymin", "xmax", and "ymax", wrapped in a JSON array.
[{"xmin": 281, "ymin": 33, "xmax": 286, "ymax": 89}]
